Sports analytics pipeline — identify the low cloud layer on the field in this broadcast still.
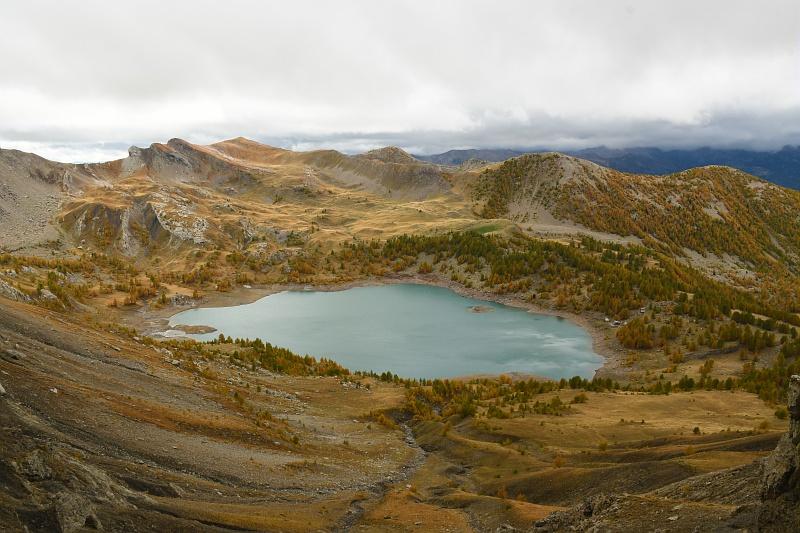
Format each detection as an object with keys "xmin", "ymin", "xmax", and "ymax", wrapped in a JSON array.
[{"xmin": 1, "ymin": 0, "xmax": 798, "ymax": 162}]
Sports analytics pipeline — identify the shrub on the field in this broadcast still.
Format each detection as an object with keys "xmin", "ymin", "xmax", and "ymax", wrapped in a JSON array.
[
  {"xmin": 572, "ymin": 393, "xmax": 588, "ymax": 404},
  {"xmin": 487, "ymin": 405, "xmax": 510, "ymax": 419},
  {"xmin": 375, "ymin": 413, "xmax": 398, "ymax": 430},
  {"xmin": 616, "ymin": 318, "xmax": 655, "ymax": 349}
]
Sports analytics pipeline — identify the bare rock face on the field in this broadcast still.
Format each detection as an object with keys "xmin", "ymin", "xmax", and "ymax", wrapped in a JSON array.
[
  {"xmin": 746, "ymin": 374, "xmax": 800, "ymax": 531},
  {"xmin": 52, "ymin": 492, "xmax": 102, "ymax": 532},
  {"xmin": 0, "ymin": 279, "xmax": 30, "ymax": 302},
  {"xmin": 761, "ymin": 374, "xmax": 800, "ymax": 499},
  {"xmin": 532, "ymin": 493, "xmax": 622, "ymax": 531},
  {"xmin": 18, "ymin": 449, "xmax": 54, "ymax": 481}
]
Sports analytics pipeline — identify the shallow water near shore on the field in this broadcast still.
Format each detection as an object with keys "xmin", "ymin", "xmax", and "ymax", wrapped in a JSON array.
[{"xmin": 169, "ymin": 283, "xmax": 602, "ymax": 379}]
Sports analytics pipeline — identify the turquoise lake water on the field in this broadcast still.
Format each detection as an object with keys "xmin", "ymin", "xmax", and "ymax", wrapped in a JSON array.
[{"xmin": 168, "ymin": 283, "xmax": 602, "ymax": 379}]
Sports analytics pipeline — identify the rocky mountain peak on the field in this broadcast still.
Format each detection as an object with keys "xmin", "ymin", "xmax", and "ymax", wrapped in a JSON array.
[{"xmin": 358, "ymin": 146, "xmax": 419, "ymax": 165}]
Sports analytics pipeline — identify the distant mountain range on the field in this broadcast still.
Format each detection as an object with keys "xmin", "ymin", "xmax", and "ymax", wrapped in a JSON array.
[{"xmin": 415, "ymin": 146, "xmax": 800, "ymax": 190}]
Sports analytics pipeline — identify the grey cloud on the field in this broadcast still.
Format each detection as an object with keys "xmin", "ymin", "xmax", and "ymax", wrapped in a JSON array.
[
  {"xmin": 1, "ymin": 0, "xmax": 798, "ymax": 162},
  {"xmin": 284, "ymin": 108, "xmax": 800, "ymax": 155}
]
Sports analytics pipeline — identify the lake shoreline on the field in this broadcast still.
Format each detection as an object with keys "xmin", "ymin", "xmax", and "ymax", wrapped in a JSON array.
[{"xmin": 134, "ymin": 273, "xmax": 624, "ymax": 381}]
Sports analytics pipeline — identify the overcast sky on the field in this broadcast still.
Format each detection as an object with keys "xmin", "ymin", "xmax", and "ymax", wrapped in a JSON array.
[{"xmin": 1, "ymin": 0, "xmax": 799, "ymax": 162}]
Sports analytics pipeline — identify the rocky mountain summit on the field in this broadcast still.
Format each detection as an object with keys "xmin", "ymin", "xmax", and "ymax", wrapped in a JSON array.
[{"xmin": 357, "ymin": 146, "xmax": 420, "ymax": 165}]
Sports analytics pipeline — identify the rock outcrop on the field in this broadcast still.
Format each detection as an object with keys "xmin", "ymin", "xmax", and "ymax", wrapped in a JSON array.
[
  {"xmin": 0, "ymin": 279, "xmax": 31, "ymax": 302},
  {"xmin": 761, "ymin": 375, "xmax": 800, "ymax": 499},
  {"xmin": 0, "ymin": 147, "xmax": 114, "ymax": 249},
  {"xmin": 750, "ymin": 374, "xmax": 800, "ymax": 531}
]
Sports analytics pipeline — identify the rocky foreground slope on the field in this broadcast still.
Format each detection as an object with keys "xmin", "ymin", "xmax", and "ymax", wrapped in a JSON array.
[
  {"xmin": 0, "ymin": 294, "xmax": 800, "ymax": 531},
  {"xmin": 0, "ymin": 298, "xmax": 421, "ymax": 532},
  {"xmin": 0, "ymin": 295, "xmax": 797, "ymax": 532}
]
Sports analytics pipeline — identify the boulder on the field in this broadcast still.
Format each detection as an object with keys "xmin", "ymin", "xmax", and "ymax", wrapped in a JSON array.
[
  {"xmin": 120, "ymin": 475, "xmax": 182, "ymax": 497},
  {"xmin": 39, "ymin": 288, "xmax": 58, "ymax": 300},
  {"xmin": 2, "ymin": 348, "xmax": 26, "ymax": 361},
  {"xmin": 17, "ymin": 450, "xmax": 53, "ymax": 481},
  {"xmin": 53, "ymin": 492, "xmax": 102, "ymax": 532}
]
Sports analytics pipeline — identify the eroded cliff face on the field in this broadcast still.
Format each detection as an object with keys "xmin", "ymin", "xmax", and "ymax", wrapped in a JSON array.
[
  {"xmin": 755, "ymin": 375, "xmax": 800, "ymax": 530},
  {"xmin": 0, "ymin": 148, "xmax": 107, "ymax": 250},
  {"xmin": 762, "ymin": 376, "xmax": 800, "ymax": 498}
]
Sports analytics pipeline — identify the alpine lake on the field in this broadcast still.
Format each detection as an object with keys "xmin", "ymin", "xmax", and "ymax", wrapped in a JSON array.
[{"xmin": 169, "ymin": 283, "xmax": 602, "ymax": 379}]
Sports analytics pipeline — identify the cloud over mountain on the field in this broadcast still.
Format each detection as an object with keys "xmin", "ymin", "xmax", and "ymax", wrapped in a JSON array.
[{"xmin": 1, "ymin": 0, "xmax": 798, "ymax": 162}]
